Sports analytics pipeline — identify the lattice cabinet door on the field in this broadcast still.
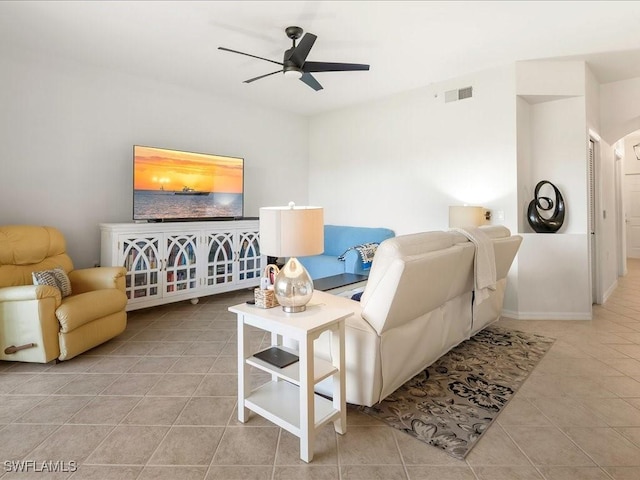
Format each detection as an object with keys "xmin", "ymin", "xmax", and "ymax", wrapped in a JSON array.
[
  {"xmin": 117, "ymin": 235, "xmax": 162, "ymax": 303},
  {"xmin": 164, "ymin": 233, "xmax": 199, "ymax": 296},
  {"xmin": 236, "ymin": 230, "xmax": 262, "ymax": 284},
  {"xmin": 203, "ymin": 231, "xmax": 235, "ymax": 288},
  {"xmin": 101, "ymin": 220, "xmax": 261, "ymax": 310}
]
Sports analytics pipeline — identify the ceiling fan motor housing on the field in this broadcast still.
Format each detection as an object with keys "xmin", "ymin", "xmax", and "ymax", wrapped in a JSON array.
[
  {"xmin": 283, "ymin": 48, "xmax": 302, "ymax": 75},
  {"xmin": 285, "ymin": 26, "xmax": 303, "ymax": 41}
]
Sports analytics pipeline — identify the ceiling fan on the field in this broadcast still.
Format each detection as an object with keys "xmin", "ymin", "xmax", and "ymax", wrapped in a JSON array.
[{"xmin": 218, "ymin": 26, "xmax": 370, "ymax": 91}]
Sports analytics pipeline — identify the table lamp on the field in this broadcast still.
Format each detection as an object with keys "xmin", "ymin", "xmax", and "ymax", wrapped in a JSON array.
[
  {"xmin": 259, "ymin": 202, "xmax": 324, "ymax": 313},
  {"xmin": 449, "ymin": 205, "xmax": 488, "ymax": 228}
]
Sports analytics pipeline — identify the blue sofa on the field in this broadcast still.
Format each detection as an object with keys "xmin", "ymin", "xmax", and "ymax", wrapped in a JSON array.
[{"xmin": 299, "ymin": 225, "xmax": 395, "ymax": 279}]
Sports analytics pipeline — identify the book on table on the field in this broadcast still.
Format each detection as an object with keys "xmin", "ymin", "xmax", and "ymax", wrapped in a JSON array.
[{"xmin": 253, "ymin": 347, "xmax": 299, "ymax": 368}]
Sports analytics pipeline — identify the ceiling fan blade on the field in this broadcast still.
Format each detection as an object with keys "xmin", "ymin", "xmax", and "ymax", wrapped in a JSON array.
[
  {"xmin": 243, "ymin": 70, "xmax": 282, "ymax": 84},
  {"xmin": 218, "ymin": 47, "xmax": 284, "ymax": 66},
  {"xmin": 287, "ymin": 33, "xmax": 317, "ymax": 66},
  {"xmin": 303, "ymin": 61, "xmax": 370, "ymax": 73},
  {"xmin": 300, "ymin": 72, "xmax": 323, "ymax": 91}
]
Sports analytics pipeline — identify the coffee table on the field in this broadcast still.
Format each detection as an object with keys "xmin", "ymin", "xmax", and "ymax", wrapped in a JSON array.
[{"xmin": 313, "ymin": 273, "xmax": 368, "ymax": 295}]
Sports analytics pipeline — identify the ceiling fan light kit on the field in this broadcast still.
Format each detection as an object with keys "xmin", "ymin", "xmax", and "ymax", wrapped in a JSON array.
[
  {"xmin": 219, "ymin": 26, "xmax": 370, "ymax": 91},
  {"xmin": 284, "ymin": 69, "xmax": 303, "ymax": 79}
]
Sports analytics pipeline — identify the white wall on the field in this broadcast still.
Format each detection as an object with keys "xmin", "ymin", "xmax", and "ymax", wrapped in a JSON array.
[
  {"xmin": 0, "ymin": 47, "xmax": 309, "ymax": 268},
  {"xmin": 596, "ymin": 75, "xmax": 640, "ymax": 295},
  {"xmin": 588, "ymin": 62, "xmax": 621, "ymax": 303},
  {"xmin": 624, "ymin": 133, "xmax": 640, "ymax": 175},
  {"xmin": 597, "ymin": 140, "xmax": 620, "ymax": 302},
  {"xmin": 516, "ymin": 60, "xmax": 587, "ymax": 98},
  {"xmin": 601, "ymin": 77, "xmax": 640, "ymax": 145},
  {"xmin": 526, "ymin": 97, "xmax": 587, "ymax": 234},
  {"xmin": 516, "ymin": 97, "xmax": 532, "ymax": 234},
  {"xmin": 308, "ymin": 65, "xmax": 518, "ymax": 236},
  {"xmin": 307, "ymin": 61, "xmax": 605, "ymax": 319},
  {"xmin": 623, "ymin": 133, "xmax": 640, "ymax": 261},
  {"xmin": 509, "ymin": 234, "xmax": 591, "ymax": 319},
  {"xmin": 512, "ymin": 61, "xmax": 592, "ymax": 319},
  {"xmin": 512, "ymin": 96, "xmax": 592, "ymax": 319}
]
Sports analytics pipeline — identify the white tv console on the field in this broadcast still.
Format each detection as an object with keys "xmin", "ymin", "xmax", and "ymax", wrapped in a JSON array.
[{"xmin": 100, "ymin": 220, "xmax": 262, "ymax": 311}]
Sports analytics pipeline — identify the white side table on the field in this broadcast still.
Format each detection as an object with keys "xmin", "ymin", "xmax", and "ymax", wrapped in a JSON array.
[{"xmin": 229, "ymin": 302, "xmax": 351, "ymax": 463}]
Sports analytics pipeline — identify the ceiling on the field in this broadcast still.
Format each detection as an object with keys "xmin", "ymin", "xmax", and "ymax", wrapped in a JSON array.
[{"xmin": 2, "ymin": 1, "xmax": 640, "ymax": 117}]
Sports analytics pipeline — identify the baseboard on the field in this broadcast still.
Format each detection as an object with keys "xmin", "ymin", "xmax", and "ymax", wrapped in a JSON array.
[{"xmin": 501, "ymin": 309, "xmax": 592, "ymax": 321}]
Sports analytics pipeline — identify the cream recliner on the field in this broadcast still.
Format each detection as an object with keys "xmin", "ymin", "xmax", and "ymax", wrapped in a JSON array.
[
  {"xmin": 0, "ymin": 225, "xmax": 128, "ymax": 363},
  {"xmin": 310, "ymin": 226, "xmax": 522, "ymax": 406}
]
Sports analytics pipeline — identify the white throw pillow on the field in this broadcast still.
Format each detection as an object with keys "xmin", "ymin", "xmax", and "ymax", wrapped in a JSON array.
[{"xmin": 32, "ymin": 267, "xmax": 72, "ymax": 297}]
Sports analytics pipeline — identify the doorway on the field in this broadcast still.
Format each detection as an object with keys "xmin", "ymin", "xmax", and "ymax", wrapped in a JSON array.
[
  {"xmin": 625, "ymin": 173, "xmax": 640, "ymax": 258},
  {"xmin": 623, "ymin": 134, "xmax": 640, "ymax": 264}
]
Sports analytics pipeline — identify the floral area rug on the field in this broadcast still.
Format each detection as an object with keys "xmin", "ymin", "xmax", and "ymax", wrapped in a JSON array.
[{"xmin": 360, "ymin": 325, "xmax": 555, "ymax": 460}]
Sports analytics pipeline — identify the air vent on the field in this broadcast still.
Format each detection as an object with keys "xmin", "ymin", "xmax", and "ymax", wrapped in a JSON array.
[
  {"xmin": 458, "ymin": 86, "xmax": 473, "ymax": 100},
  {"xmin": 444, "ymin": 90, "xmax": 458, "ymax": 103},
  {"xmin": 444, "ymin": 86, "xmax": 473, "ymax": 103}
]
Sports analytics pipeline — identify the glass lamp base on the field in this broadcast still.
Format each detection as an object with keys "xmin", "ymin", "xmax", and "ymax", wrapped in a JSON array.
[
  {"xmin": 282, "ymin": 304, "xmax": 307, "ymax": 313},
  {"xmin": 273, "ymin": 257, "xmax": 314, "ymax": 313}
]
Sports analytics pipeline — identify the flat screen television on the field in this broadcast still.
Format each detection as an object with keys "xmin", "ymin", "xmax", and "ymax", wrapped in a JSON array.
[{"xmin": 133, "ymin": 145, "xmax": 244, "ymax": 222}]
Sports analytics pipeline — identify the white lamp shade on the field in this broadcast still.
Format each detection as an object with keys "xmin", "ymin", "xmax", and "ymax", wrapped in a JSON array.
[
  {"xmin": 259, "ymin": 205, "xmax": 324, "ymax": 257},
  {"xmin": 449, "ymin": 205, "xmax": 485, "ymax": 228}
]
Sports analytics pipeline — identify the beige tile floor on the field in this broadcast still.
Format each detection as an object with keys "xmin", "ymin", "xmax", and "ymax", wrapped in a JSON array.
[{"xmin": 3, "ymin": 261, "xmax": 640, "ymax": 479}]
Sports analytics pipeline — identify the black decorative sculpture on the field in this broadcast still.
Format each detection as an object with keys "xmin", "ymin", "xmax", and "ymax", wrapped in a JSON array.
[{"xmin": 527, "ymin": 180, "xmax": 565, "ymax": 233}]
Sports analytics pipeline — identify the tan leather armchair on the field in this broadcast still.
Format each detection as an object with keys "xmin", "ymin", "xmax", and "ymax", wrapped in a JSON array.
[{"xmin": 0, "ymin": 225, "xmax": 127, "ymax": 363}]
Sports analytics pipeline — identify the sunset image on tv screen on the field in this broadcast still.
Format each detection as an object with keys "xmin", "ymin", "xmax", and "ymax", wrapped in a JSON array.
[{"xmin": 133, "ymin": 146, "xmax": 244, "ymax": 220}]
